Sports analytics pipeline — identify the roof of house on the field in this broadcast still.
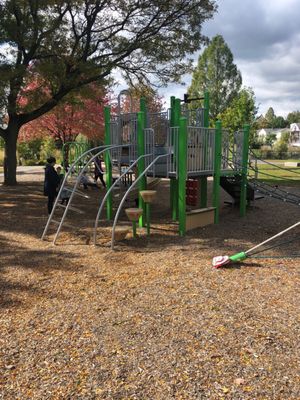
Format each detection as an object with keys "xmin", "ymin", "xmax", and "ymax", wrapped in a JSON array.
[
  {"xmin": 257, "ymin": 128, "xmax": 287, "ymax": 135},
  {"xmin": 290, "ymin": 123, "xmax": 300, "ymax": 131}
]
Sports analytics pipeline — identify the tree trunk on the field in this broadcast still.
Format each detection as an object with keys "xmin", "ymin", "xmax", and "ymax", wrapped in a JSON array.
[{"xmin": 3, "ymin": 123, "xmax": 19, "ymax": 186}]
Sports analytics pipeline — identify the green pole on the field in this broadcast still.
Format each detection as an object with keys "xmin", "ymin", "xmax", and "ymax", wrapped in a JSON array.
[
  {"xmin": 213, "ymin": 121, "xmax": 222, "ymax": 224},
  {"xmin": 137, "ymin": 111, "xmax": 146, "ymax": 226},
  {"xmin": 104, "ymin": 106, "xmax": 113, "ymax": 220},
  {"xmin": 140, "ymin": 97, "xmax": 147, "ymax": 119},
  {"xmin": 132, "ymin": 221, "xmax": 137, "ymax": 238},
  {"xmin": 200, "ymin": 91, "xmax": 210, "ymax": 208},
  {"xmin": 200, "ymin": 118, "xmax": 208, "ymax": 210},
  {"xmin": 170, "ymin": 96, "xmax": 176, "ymax": 218},
  {"xmin": 240, "ymin": 124, "xmax": 250, "ymax": 217},
  {"xmin": 174, "ymin": 98, "xmax": 181, "ymax": 125},
  {"xmin": 178, "ymin": 116, "xmax": 187, "ymax": 236},
  {"xmin": 171, "ymin": 98, "xmax": 181, "ymax": 221}
]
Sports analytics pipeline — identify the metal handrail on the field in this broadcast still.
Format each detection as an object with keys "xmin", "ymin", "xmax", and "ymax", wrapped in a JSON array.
[
  {"xmin": 93, "ymin": 153, "xmax": 153, "ymax": 245},
  {"xmin": 42, "ymin": 144, "xmax": 108, "ymax": 240},
  {"xmin": 111, "ymin": 153, "xmax": 171, "ymax": 250},
  {"xmin": 41, "ymin": 144, "xmax": 129, "ymax": 243}
]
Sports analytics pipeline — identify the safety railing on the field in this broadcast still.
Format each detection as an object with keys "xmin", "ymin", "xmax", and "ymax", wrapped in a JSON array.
[
  {"xmin": 93, "ymin": 153, "xmax": 153, "ymax": 245},
  {"xmin": 111, "ymin": 153, "xmax": 171, "ymax": 250},
  {"xmin": 41, "ymin": 144, "xmax": 130, "ymax": 244},
  {"xmin": 186, "ymin": 127, "xmax": 215, "ymax": 174},
  {"xmin": 167, "ymin": 127, "xmax": 179, "ymax": 178}
]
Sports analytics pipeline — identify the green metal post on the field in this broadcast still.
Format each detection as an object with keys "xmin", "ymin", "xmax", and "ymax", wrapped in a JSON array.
[
  {"xmin": 171, "ymin": 179, "xmax": 178, "ymax": 220},
  {"xmin": 170, "ymin": 96, "xmax": 177, "ymax": 219},
  {"xmin": 213, "ymin": 121, "xmax": 222, "ymax": 224},
  {"xmin": 104, "ymin": 106, "xmax": 113, "ymax": 220},
  {"xmin": 132, "ymin": 221, "xmax": 137, "ymax": 238},
  {"xmin": 171, "ymin": 98, "xmax": 181, "ymax": 221},
  {"xmin": 178, "ymin": 117, "xmax": 187, "ymax": 236},
  {"xmin": 200, "ymin": 91, "xmax": 210, "ymax": 208},
  {"xmin": 240, "ymin": 124, "xmax": 250, "ymax": 217},
  {"xmin": 174, "ymin": 98, "xmax": 181, "ymax": 125},
  {"xmin": 140, "ymin": 97, "xmax": 147, "ymax": 118},
  {"xmin": 137, "ymin": 111, "xmax": 146, "ymax": 226}
]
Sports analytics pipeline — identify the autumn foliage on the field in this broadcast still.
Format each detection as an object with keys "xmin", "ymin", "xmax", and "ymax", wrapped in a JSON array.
[{"xmin": 19, "ymin": 80, "xmax": 109, "ymax": 145}]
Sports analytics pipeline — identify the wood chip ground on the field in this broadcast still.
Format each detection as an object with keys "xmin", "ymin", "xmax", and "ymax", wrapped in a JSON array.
[{"xmin": 0, "ymin": 168, "xmax": 299, "ymax": 399}]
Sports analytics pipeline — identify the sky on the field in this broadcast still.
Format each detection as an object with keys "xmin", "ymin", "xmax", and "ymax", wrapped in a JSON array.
[{"xmin": 160, "ymin": 0, "xmax": 300, "ymax": 118}]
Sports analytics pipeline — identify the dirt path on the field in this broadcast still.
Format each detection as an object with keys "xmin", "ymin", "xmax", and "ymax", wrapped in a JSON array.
[{"xmin": 0, "ymin": 174, "xmax": 299, "ymax": 399}]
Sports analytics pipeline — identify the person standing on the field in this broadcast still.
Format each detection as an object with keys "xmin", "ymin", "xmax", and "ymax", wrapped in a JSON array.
[
  {"xmin": 94, "ymin": 156, "xmax": 106, "ymax": 188},
  {"xmin": 44, "ymin": 156, "xmax": 60, "ymax": 214}
]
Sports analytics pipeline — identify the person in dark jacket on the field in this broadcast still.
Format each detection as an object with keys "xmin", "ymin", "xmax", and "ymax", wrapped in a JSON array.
[
  {"xmin": 94, "ymin": 156, "xmax": 106, "ymax": 188},
  {"xmin": 44, "ymin": 156, "xmax": 60, "ymax": 214}
]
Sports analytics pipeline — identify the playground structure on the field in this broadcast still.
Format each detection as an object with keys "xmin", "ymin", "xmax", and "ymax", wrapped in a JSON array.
[
  {"xmin": 42, "ymin": 89, "xmax": 265, "ymax": 248},
  {"xmin": 61, "ymin": 141, "xmax": 90, "ymax": 173}
]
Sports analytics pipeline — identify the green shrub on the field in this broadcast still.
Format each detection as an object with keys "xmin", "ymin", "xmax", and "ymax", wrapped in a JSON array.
[
  {"xmin": 17, "ymin": 138, "xmax": 43, "ymax": 164},
  {"xmin": 274, "ymin": 140, "xmax": 288, "ymax": 159},
  {"xmin": 17, "ymin": 137, "xmax": 62, "ymax": 165},
  {"xmin": 40, "ymin": 137, "xmax": 56, "ymax": 162}
]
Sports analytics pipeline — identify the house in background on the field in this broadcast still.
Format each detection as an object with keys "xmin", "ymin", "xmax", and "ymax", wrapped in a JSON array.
[
  {"xmin": 257, "ymin": 125, "xmax": 300, "ymax": 147},
  {"xmin": 289, "ymin": 123, "xmax": 300, "ymax": 147},
  {"xmin": 257, "ymin": 128, "xmax": 285, "ymax": 144}
]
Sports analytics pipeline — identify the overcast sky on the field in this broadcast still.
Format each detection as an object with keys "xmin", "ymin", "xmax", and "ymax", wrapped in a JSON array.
[{"xmin": 161, "ymin": 0, "xmax": 300, "ymax": 117}]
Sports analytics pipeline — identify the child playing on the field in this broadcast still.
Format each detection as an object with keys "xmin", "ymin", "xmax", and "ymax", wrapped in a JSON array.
[
  {"xmin": 80, "ymin": 171, "xmax": 98, "ymax": 190},
  {"xmin": 56, "ymin": 166, "xmax": 70, "ymax": 205}
]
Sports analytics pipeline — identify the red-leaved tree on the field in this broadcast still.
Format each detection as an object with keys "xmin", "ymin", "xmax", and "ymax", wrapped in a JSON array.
[{"xmin": 19, "ymin": 82, "xmax": 109, "ymax": 145}]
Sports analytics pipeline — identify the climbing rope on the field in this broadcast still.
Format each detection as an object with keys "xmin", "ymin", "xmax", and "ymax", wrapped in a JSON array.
[
  {"xmin": 220, "ymin": 154, "xmax": 300, "ymax": 206},
  {"xmin": 251, "ymin": 255, "xmax": 300, "ymax": 259},
  {"xmin": 247, "ymin": 164, "xmax": 299, "ymax": 182},
  {"xmin": 249, "ymin": 179, "xmax": 300, "ymax": 204},
  {"xmin": 249, "ymin": 234, "xmax": 300, "ymax": 257}
]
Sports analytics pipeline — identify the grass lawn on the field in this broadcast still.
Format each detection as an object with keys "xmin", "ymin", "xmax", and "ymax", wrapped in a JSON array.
[{"xmin": 249, "ymin": 160, "xmax": 300, "ymax": 186}]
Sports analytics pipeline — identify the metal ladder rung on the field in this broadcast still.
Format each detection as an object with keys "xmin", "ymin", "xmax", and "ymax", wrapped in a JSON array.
[{"xmin": 56, "ymin": 203, "xmax": 85, "ymax": 214}]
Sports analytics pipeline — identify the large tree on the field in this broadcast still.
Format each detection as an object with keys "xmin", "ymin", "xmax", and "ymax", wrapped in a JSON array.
[
  {"xmin": 218, "ymin": 87, "xmax": 257, "ymax": 142},
  {"xmin": 265, "ymin": 107, "xmax": 275, "ymax": 128},
  {"xmin": 287, "ymin": 111, "xmax": 300, "ymax": 125},
  {"xmin": 188, "ymin": 34, "xmax": 242, "ymax": 121},
  {"xmin": 255, "ymin": 107, "xmax": 288, "ymax": 129},
  {"xmin": 0, "ymin": 0, "xmax": 217, "ymax": 185}
]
